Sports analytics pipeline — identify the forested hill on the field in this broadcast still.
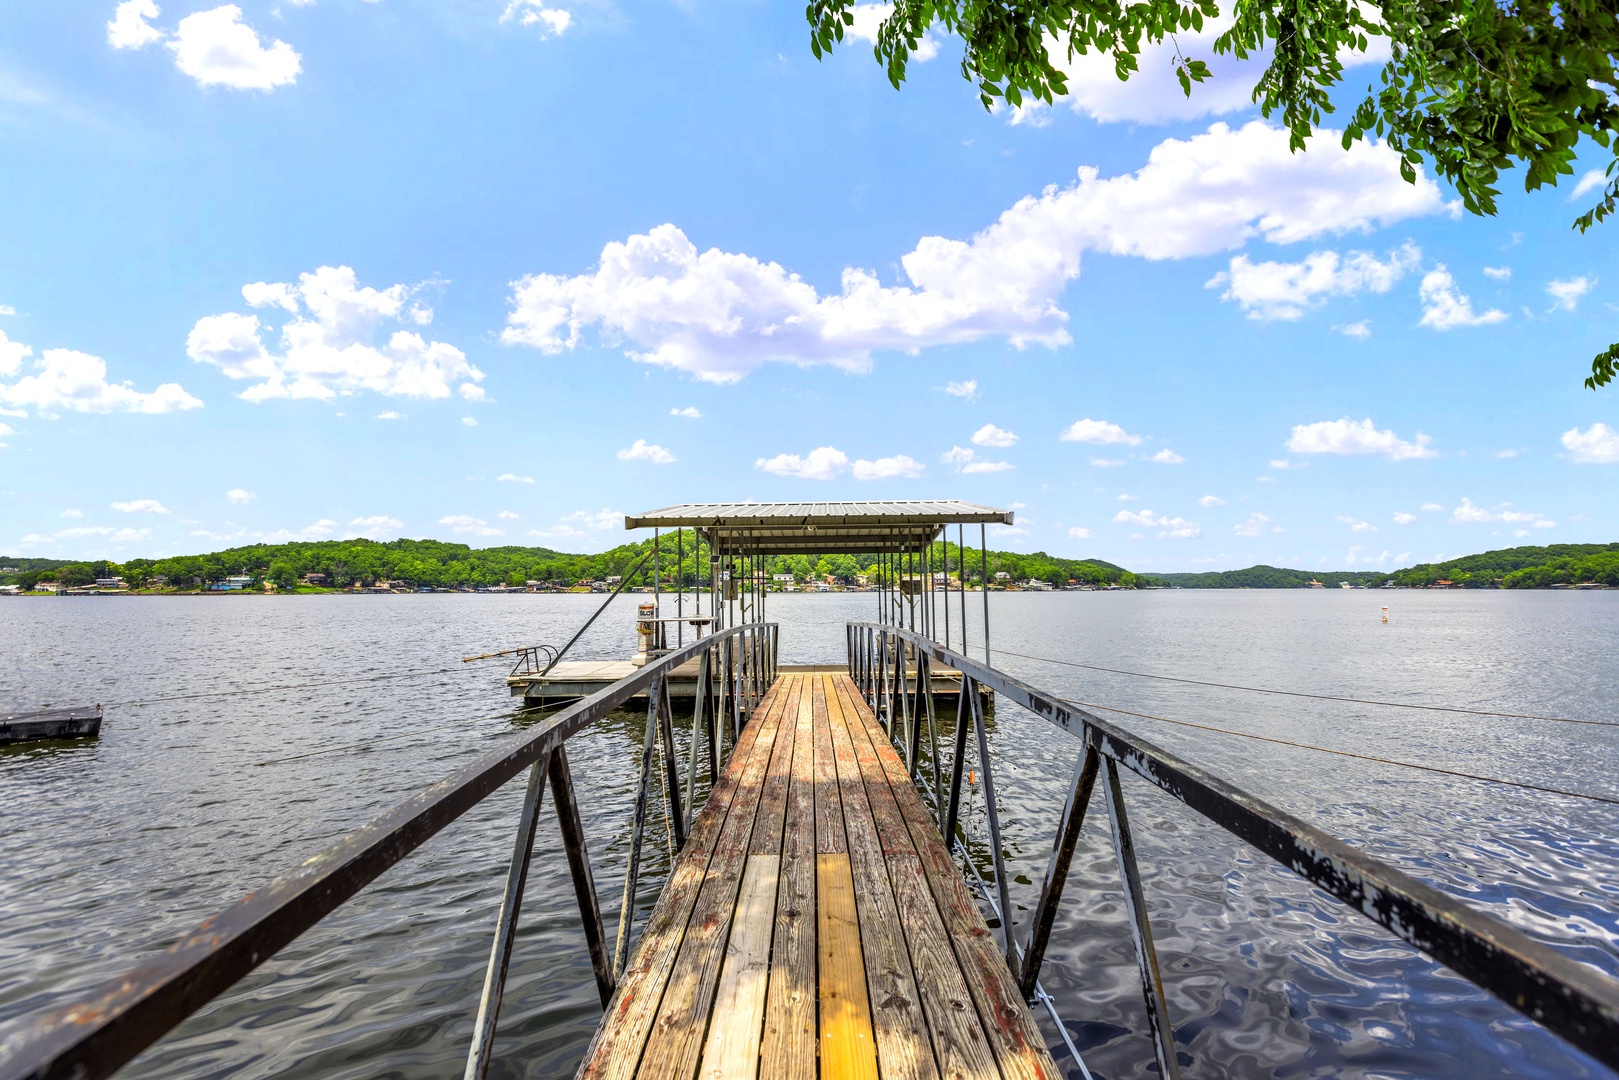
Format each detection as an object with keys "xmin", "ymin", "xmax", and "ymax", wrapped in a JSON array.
[
  {"xmin": 0, "ymin": 536, "xmax": 1143, "ymax": 591},
  {"xmin": 5, "ymin": 540, "xmax": 1613, "ymax": 591},
  {"xmin": 1152, "ymin": 544, "xmax": 1619, "ymax": 589},
  {"xmin": 1152, "ymin": 565, "xmax": 1386, "ymax": 589}
]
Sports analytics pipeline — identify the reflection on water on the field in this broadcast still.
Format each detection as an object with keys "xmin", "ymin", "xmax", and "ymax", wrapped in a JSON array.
[{"xmin": 1, "ymin": 591, "xmax": 1615, "ymax": 1078}]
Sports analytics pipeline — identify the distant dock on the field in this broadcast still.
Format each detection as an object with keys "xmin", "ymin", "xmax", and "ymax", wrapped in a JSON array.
[
  {"xmin": 1, "ymin": 705, "xmax": 102, "ymax": 746},
  {"xmin": 508, "ymin": 662, "xmax": 986, "ymax": 710}
]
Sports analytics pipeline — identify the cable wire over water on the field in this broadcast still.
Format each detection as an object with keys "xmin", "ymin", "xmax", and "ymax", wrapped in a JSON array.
[
  {"xmin": 990, "ymin": 646, "xmax": 1619, "ymax": 728},
  {"xmin": 1057, "ymin": 696, "xmax": 1619, "ymax": 808}
]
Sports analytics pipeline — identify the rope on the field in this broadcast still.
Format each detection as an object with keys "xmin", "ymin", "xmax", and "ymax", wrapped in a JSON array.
[
  {"xmin": 103, "ymin": 666, "xmax": 476, "ymax": 709},
  {"xmin": 253, "ymin": 703, "xmax": 543, "ymax": 766},
  {"xmin": 1058, "ymin": 696, "xmax": 1619, "ymax": 808},
  {"xmin": 990, "ymin": 647, "xmax": 1617, "ymax": 729}
]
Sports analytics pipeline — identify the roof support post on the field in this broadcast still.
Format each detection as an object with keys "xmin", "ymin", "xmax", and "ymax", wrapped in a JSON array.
[{"xmin": 980, "ymin": 524, "xmax": 991, "ymax": 666}]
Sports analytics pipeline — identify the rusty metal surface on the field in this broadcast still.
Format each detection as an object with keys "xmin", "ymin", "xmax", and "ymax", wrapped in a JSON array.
[
  {"xmin": 0, "ymin": 624, "xmax": 775, "ymax": 1080},
  {"xmin": 846, "ymin": 622, "xmax": 1619, "ymax": 1072}
]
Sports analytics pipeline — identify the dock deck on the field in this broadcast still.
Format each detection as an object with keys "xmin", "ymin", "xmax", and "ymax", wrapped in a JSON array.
[{"xmin": 576, "ymin": 671, "xmax": 1057, "ymax": 1080}]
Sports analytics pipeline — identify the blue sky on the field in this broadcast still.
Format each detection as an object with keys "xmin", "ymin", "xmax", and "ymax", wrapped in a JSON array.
[{"xmin": 2, "ymin": 0, "xmax": 1615, "ymax": 571}]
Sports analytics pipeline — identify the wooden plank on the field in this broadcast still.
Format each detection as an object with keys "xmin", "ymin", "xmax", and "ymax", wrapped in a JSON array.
[
  {"xmin": 817, "ymin": 852, "xmax": 879, "ymax": 1080},
  {"xmin": 832, "ymin": 676, "xmax": 1060, "ymax": 1080},
  {"xmin": 697, "ymin": 853, "xmax": 781, "ymax": 1080},
  {"xmin": 760, "ymin": 679, "xmax": 818, "ymax": 1080},
  {"xmin": 812, "ymin": 675, "xmax": 846, "ymax": 854},
  {"xmin": 632, "ymin": 682, "xmax": 791, "ymax": 1080},
  {"xmin": 824, "ymin": 676, "xmax": 941, "ymax": 1080},
  {"xmin": 749, "ymin": 677, "xmax": 801, "ymax": 856},
  {"xmin": 575, "ymin": 678, "xmax": 782, "ymax": 1080},
  {"xmin": 834, "ymin": 678, "xmax": 1004, "ymax": 1080}
]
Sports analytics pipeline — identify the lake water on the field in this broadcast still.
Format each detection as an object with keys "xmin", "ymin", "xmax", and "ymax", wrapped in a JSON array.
[{"xmin": 1, "ymin": 591, "xmax": 1616, "ymax": 1079}]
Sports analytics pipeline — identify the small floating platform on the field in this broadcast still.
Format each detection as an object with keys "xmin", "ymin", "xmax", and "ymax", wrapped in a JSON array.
[
  {"xmin": 509, "ymin": 662, "xmax": 985, "ymax": 710},
  {"xmin": 1, "ymin": 705, "xmax": 103, "ymax": 746},
  {"xmin": 576, "ymin": 672, "xmax": 1055, "ymax": 1079}
]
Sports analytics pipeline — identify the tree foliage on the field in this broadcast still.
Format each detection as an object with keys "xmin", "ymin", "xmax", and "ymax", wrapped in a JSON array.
[
  {"xmin": 805, "ymin": 0, "xmax": 1619, "ymax": 386},
  {"xmin": 1148, "ymin": 543, "xmax": 1619, "ymax": 587}
]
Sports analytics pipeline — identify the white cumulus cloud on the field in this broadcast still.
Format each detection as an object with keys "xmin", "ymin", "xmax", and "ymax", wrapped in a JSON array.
[
  {"xmin": 852, "ymin": 454, "xmax": 925, "ymax": 480},
  {"xmin": 1149, "ymin": 448, "xmax": 1184, "ymax": 464},
  {"xmin": 1067, "ymin": 526, "xmax": 1092, "ymax": 539},
  {"xmin": 942, "ymin": 379, "xmax": 978, "ymax": 400},
  {"xmin": 1393, "ymin": 512, "xmax": 1417, "ymax": 525},
  {"xmin": 1562, "ymin": 423, "xmax": 1619, "ymax": 464},
  {"xmin": 168, "ymin": 5, "xmax": 301, "ymax": 90},
  {"xmin": 501, "ymin": 122, "xmax": 1447, "ymax": 383},
  {"xmin": 1198, "ymin": 494, "xmax": 1224, "ymax": 507},
  {"xmin": 1207, "ymin": 242, "xmax": 1420, "ymax": 321},
  {"xmin": 1418, "ymin": 265, "xmax": 1507, "ymax": 330},
  {"xmin": 188, "ymin": 266, "xmax": 484, "ymax": 402},
  {"xmin": 1450, "ymin": 499, "xmax": 1554, "ymax": 529},
  {"xmin": 500, "ymin": 0, "xmax": 572, "ymax": 36},
  {"xmin": 1011, "ymin": 14, "xmax": 1387, "ymax": 127},
  {"xmin": 940, "ymin": 445, "xmax": 1012, "ymax": 474},
  {"xmin": 1287, "ymin": 418, "xmax": 1436, "ymax": 461},
  {"xmin": 111, "ymin": 498, "xmax": 169, "ymax": 514},
  {"xmin": 261, "ymin": 519, "xmax": 337, "ymax": 544},
  {"xmin": 108, "ymin": 0, "xmax": 164, "ymax": 49},
  {"xmin": 529, "ymin": 508, "xmax": 621, "ymax": 540},
  {"xmin": 670, "ymin": 406, "xmax": 701, "ymax": 419},
  {"xmin": 1547, "ymin": 276, "xmax": 1594, "ymax": 312},
  {"xmin": 1059, "ymin": 418, "xmax": 1141, "ymax": 445},
  {"xmin": 1232, "ymin": 512, "xmax": 1281, "ymax": 538},
  {"xmin": 757, "ymin": 446, "xmax": 849, "ymax": 480},
  {"xmin": 1115, "ymin": 508, "xmax": 1200, "ymax": 538},
  {"xmin": 1570, "ymin": 169, "xmax": 1609, "ymax": 202},
  {"xmin": 0, "ymin": 342, "xmax": 202, "ymax": 415},
  {"xmin": 971, "ymin": 423, "xmax": 1018, "ymax": 447},
  {"xmin": 1336, "ymin": 515, "xmax": 1377, "ymax": 533},
  {"xmin": 1482, "ymin": 266, "xmax": 1512, "ymax": 281},
  {"xmin": 438, "ymin": 514, "xmax": 503, "ymax": 538},
  {"xmin": 497, "ymin": 472, "xmax": 535, "ymax": 483},
  {"xmin": 618, "ymin": 439, "xmax": 676, "ymax": 465},
  {"xmin": 842, "ymin": 4, "xmax": 940, "ymax": 61},
  {"xmin": 226, "ymin": 487, "xmax": 256, "ymax": 504},
  {"xmin": 347, "ymin": 515, "xmax": 404, "ymax": 539}
]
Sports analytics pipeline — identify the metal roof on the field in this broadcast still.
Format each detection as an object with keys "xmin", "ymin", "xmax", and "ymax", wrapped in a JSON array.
[{"xmin": 624, "ymin": 501, "xmax": 1012, "ymax": 556}]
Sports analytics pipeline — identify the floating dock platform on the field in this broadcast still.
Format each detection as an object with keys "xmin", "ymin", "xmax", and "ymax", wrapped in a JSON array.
[{"xmin": 1, "ymin": 705, "xmax": 103, "ymax": 746}]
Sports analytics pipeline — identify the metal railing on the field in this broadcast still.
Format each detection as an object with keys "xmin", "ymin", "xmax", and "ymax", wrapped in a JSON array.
[
  {"xmin": 845, "ymin": 621, "xmax": 1619, "ymax": 1078},
  {"xmin": 509, "ymin": 643, "xmax": 561, "ymax": 677},
  {"xmin": 0, "ymin": 622, "xmax": 778, "ymax": 1080}
]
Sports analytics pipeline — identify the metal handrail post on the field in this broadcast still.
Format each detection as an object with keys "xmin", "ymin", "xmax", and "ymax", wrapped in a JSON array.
[
  {"xmin": 943, "ymin": 677, "xmax": 971, "ymax": 840},
  {"xmin": 613, "ymin": 678, "xmax": 662, "ymax": 979},
  {"xmin": 1020, "ymin": 746, "xmax": 1100, "ymax": 1000},
  {"xmin": 970, "ymin": 683, "xmax": 1018, "ymax": 979},
  {"xmin": 550, "ymin": 748, "xmax": 612, "ymax": 1008},
  {"xmin": 657, "ymin": 678, "xmax": 685, "ymax": 849},
  {"xmin": 1104, "ymin": 758, "xmax": 1180, "ymax": 1079},
  {"xmin": 464, "ymin": 751, "xmax": 553, "ymax": 1080}
]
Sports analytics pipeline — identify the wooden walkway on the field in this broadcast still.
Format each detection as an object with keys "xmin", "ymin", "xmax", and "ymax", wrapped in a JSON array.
[{"xmin": 576, "ymin": 672, "xmax": 1059, "ymax": 1080}]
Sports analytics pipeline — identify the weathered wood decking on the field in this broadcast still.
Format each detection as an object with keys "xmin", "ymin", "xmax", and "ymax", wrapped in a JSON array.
[{"xmin": 576, "ymin": 672, "xmax": 1059, "ymax": 1080}]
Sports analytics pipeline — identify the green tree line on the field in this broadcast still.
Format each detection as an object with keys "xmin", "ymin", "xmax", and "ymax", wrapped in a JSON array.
[
  {"xmin": 1149, "ymin": 544, "xmax": 1619, "ymax": 589},
  {"xmin": 0, "ymin": 534, "xmax": 1144, "ymax": 592}
]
